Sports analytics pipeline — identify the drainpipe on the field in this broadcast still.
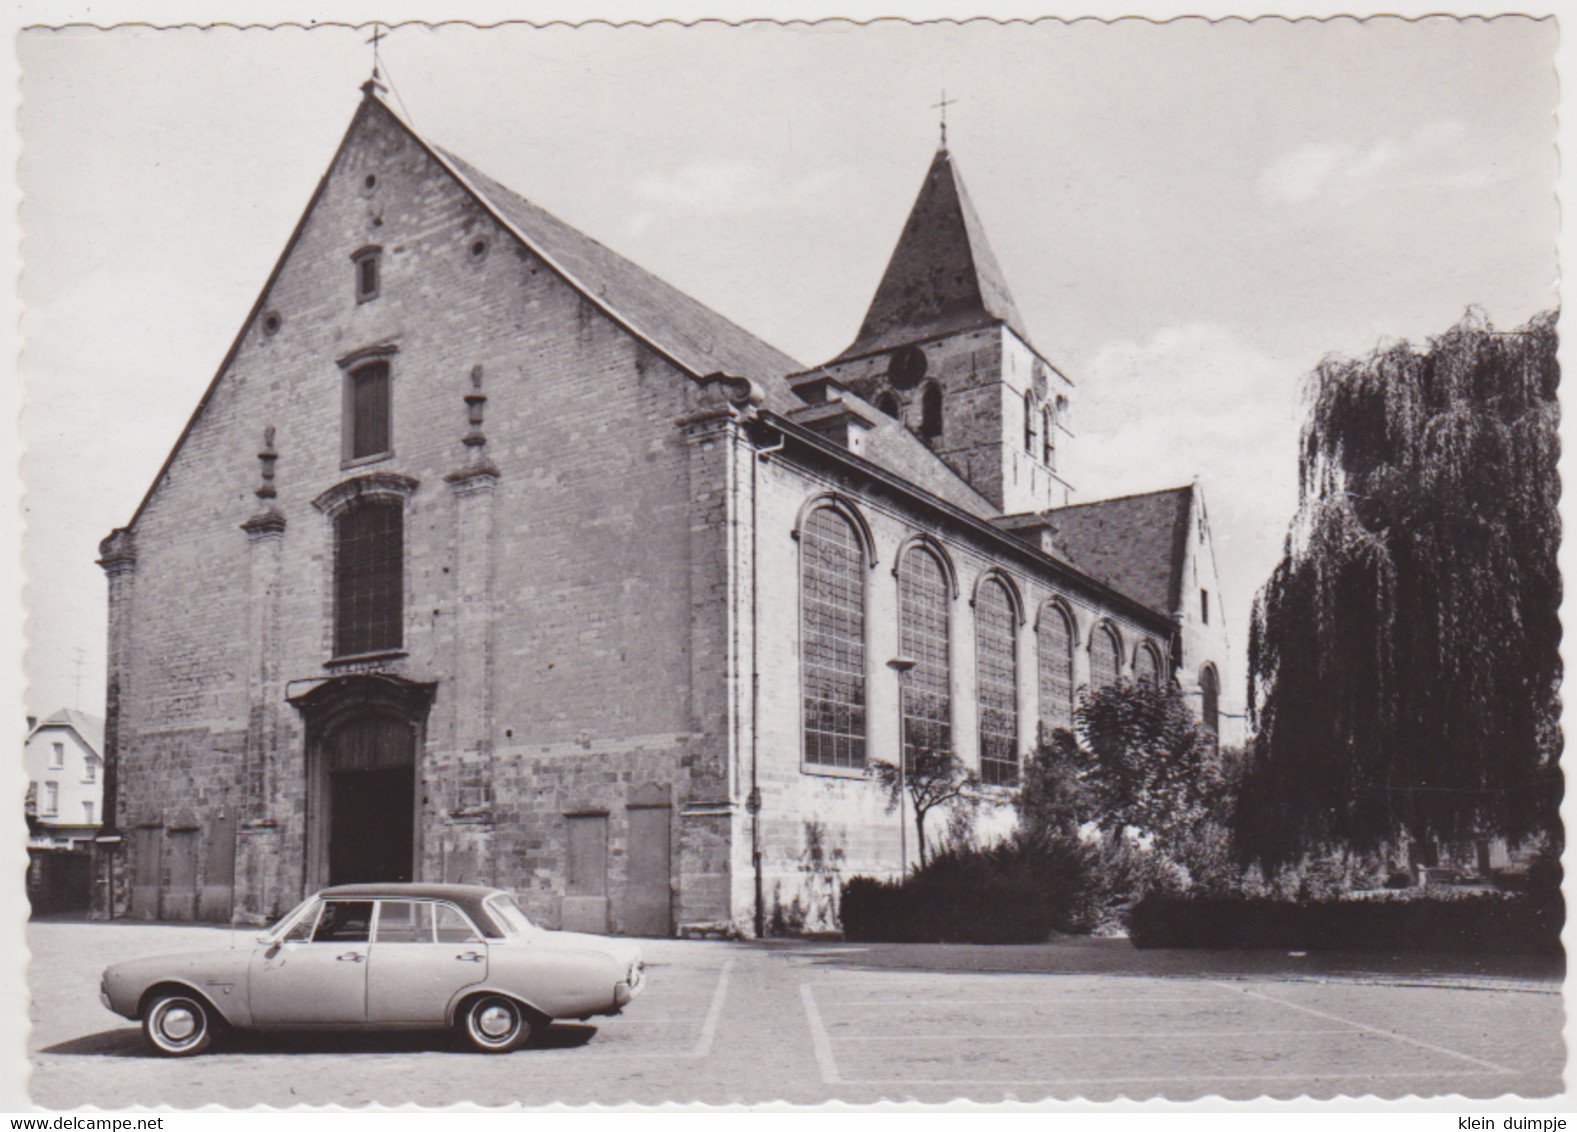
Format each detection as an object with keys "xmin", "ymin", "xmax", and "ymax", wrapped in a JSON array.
[{"xmin": 751, "ymin": 427, "xmax": 785, "ymax": 937}]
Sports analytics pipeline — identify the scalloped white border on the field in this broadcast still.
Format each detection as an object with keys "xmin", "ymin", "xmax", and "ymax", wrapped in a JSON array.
[{"xmin": 1, "ymin": 2, "xmax": 1567, "ymax": 1121}]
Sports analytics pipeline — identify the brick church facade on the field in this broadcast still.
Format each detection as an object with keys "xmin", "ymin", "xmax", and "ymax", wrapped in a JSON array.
[{"xmin": 95, "ymin": 84, "xmax": 1231, "ymax": 934}]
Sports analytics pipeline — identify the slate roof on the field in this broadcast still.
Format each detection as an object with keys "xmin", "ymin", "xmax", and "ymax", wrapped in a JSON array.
[
  {"xmin": 832, "ymin": 147, "xmax": 1034, "ymax": 363},
  {"xmin": 1043, "ymin": 486, "xmax": 1195, "ymax": 616},
  {"xmin": 31, "ymin": 709, "xmax": 106, "ymax": 757},
  {"xmin": 433, "ymin": 145, "xmax": 803, "ymax": 413}
]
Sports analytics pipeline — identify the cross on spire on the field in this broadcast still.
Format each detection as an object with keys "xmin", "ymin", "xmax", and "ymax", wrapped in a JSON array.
[
  {"xmin": 931, "ymin": 90, "xmax": 958, "ymax": 148},
  {"xmin": 361, "ymin": 22, "xmax": 390, "ymax": 98},
  {"xmin": 367, "ymin": 22, "xmax": 386, "ymax": 82}
]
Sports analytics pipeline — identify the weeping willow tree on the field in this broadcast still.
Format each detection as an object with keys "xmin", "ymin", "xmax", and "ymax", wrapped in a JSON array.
[{"xmin": 1238, "ymin": 309, "xmax": 1560, "ymax": 869}]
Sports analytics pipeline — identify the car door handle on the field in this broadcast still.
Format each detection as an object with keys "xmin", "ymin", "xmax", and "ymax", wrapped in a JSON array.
[
  {"xmin": 455, "ymin": 952, "xmax": 485, "ymax": 962},
  {"xmin": 336, "ymin": 952, "xmax": 365, "ymax": 963}
]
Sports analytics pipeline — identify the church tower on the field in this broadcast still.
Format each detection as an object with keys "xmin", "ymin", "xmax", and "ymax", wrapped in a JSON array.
[{"xmin": 798, "ymin": 144, "xmax": 1074, "ymax": 514}]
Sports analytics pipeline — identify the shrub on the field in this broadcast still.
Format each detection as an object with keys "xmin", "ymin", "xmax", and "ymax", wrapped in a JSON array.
[
  {"xmin": 840, "ymin": 837, "xmax": 1090, "ymax": 944},
  {"xmin": 1127, "ymin": 890, "xmax": 1563, "ymax": 954}
]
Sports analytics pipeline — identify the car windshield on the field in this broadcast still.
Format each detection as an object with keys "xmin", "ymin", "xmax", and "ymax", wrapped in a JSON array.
[
  {"xmin": 263, "ymin": 896, "xmax": 317, "ymax": 938},
  {"xmin": 485, "ymin": 893, "xmax": 538, "ymax": 936}
]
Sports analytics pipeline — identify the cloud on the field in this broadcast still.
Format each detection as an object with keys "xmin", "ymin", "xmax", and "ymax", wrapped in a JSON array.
[
  {"xmin": 628, "ymin": 160, "xmax": 843, "ymax": 233},
  {"xmin": 1074, "ymin": 323, "xmax": 1309, "ymax": 655},
  {"xmin": 1257, "ymin": 119, "xmax": 1491, "ymax": 206}
]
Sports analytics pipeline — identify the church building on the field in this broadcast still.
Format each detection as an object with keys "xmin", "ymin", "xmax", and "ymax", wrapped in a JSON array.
[{"xmin": 96, "ymin": 81, "xmax": 1230, "ymax": 934}]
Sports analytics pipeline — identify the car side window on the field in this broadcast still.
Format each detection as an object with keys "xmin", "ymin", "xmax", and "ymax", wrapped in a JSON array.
[
  {"xmin": 375, "ymin": 901, "xmax": 434, "ymax": 943},
  {"xmin": 435, "ymin": 903, "xmax": 481, "ymax": 943},
  {"xmin": 312, "ymin": 900, "xmax": 373, "ymax": 943}
]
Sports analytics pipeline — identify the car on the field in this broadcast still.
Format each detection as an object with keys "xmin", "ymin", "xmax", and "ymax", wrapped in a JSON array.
[{"xmin": 99, "ymin": 882, "xmax": 646, "ymax": 1056}]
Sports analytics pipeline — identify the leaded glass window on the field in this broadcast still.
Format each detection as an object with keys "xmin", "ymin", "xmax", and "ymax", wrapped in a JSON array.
[
  {"xmin": 334, "ymin": 499, "xmax": 403, "ymax": 657},
  {"xmin": 801, "ymin": 507, "xmax": 867, "ymax": 768},
  {"xmin": 1037, "ymin": 603, "xmax": 1075, "ymax": 739},
  {"xmin": 899, "ymin": 546, "xmax": 951, "ymax": 766},
  {"xmin": 1091, "ymin": 623, "xmax": 1121, "ymax": 691},
  {"xmin": 976, "ymin": 577, "xmax": 1018, "ymax": 786},
  {"xmin": 1136, "ymin": 644, "xmax": 1162, "ymax": 684}
]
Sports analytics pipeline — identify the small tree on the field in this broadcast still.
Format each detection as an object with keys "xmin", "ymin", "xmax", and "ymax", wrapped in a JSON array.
[
  {"xmin": 870, "ymin": 746, "xmax": 979, "ymax": 869},
  {"xmin": 1023, "ymin": 680, "xmax": 1217, "ymax": 854}
]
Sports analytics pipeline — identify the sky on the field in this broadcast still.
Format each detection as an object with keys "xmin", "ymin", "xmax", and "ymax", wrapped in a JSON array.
[{"xmin": 15, "ymin": 15, "xmax": 1559, "ymax": 722}]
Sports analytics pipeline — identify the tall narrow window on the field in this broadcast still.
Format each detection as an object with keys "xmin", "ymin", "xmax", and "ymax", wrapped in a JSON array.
[
  {"xmin": 334, "ymin": 498, "xmax": 404, "ymax": 657},
  {"xmin": 83, "ymin": 801, "xmax": 94, "ymax": 825},
  {"xmin": 801, "ymin": 507, "xmax": 867, "ymax": 768},
  {"xmin": 919, "ymin": 383, "xmax": 944, "ymax": 440},
  {"xmin": 346, "ymin": 361, "xmax": 392, "ymax": 462},
  {"xmin": 1135, "ymin": 644, "xmax": 1162, "ymax": 684},
  {"xmin": 1200, "ymin": 665, "xmax": 1220, "ymax": 738},
  {"xmin": 50, "ymin": 742, "xmax": 63, "ymax": 769},
  {"xmin": 352, "ymin": 245, "xmax": 382, "ymax": 303},
  {"xmin": 1043, "ymin": 406, "xmax": 1056, "ymax": 469},
  {"xmin": 1201, "ymin": 588, "xmax": 1210, "ymax": 625},
  {"xmin": 899, "ymin": 546, "xmax": 952, "ymax": 767},
  {"xmin": 83, "ymin": 759, "xmax": 96, "ymax": 784},
  {"xmin": 1090, "ymin": 623, "xmax": 1121, "ymax": 691},
  {"xmin": 1023, "ymin": 390, "xmax": 1037, "ymax": 452},
  {"xmin": 43, "ymin": 782, "xmax": 57, "ymax": 816},
  {"xmin": 1037, "ymin": 603, "xmax": 1075, "ymax": 738},
  {"xmin": 976, "ymin": 577, "xmax": 1018, "ymax": 786}
]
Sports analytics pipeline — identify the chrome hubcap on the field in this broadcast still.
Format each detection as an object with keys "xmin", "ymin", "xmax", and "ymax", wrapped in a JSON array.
[
  {"xmin": 478, "ymin": 1004, "xmax": 515, "ymax": 1039},
  {"xmin": 162, "ymin": 1007, "xmax": 197, "ymax": 1041}
]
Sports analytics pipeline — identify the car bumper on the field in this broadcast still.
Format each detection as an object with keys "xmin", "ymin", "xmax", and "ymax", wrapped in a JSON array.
[{"xmin": 613, "ymin": 960, "xmax": 646, "ymax": 1007}]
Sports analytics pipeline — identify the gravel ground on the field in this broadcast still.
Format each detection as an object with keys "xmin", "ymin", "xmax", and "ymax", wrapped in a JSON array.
[{"xmin": 22, "ymin": 919, "xmax": 1567, "ymax": 1109}]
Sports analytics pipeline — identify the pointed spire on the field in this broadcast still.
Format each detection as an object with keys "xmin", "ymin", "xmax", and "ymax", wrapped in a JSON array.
[{"xmin": 832, "ymin": 147, "xmax": 1032, "ymax": 363}]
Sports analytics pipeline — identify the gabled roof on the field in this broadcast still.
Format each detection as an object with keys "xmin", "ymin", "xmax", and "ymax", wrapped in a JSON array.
[
  {"xmin": 30, "ymin": 709, "xmax": 106, "ymax": 757},
  {"xmin": 832, "ymin": 146, "xmax": 1034, "ymax": 363},
  {"xmin": 120, "ymin": 92, "xmax": 805, "ymax": 532},
  {"xmin": 434, "ymin": 145, "xmax": 803, "ymax": 411},
  {"xmin": 1044, "ymin": 486, "xmax": 1195, "ymax": 617}
]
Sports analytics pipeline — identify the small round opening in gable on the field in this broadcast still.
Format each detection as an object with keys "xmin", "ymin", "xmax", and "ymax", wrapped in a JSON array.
[
  {"xmin": 262, "ymin": 311, "xmax": 282, "ymax": 337},
  {"xmin": 365, "ymin": 173, "xmax": 378, "ymax": 189},
  {"xmin": 470, "ymin": 237, "xmax": 489, "ymax": 260}
]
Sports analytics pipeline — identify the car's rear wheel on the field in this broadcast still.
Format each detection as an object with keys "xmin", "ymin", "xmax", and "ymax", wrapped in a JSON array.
[
  {"xmin": 143, "ymin": 992, "xmax": 214, "ymax": 1057},
  {"xmin": 462, "ymin": 994, "xmax": 533, "ymax": 1053}
]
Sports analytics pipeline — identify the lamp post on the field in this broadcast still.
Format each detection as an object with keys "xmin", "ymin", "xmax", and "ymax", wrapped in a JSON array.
[{"xmin": 886, "ymin": 656, "xmax": 918, "ymax": 877}]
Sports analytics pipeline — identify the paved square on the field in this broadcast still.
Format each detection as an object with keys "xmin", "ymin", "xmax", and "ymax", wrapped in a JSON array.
[{"xmin": 23, "ymin": 921, "xmax": 1565, "ymax": 1107}]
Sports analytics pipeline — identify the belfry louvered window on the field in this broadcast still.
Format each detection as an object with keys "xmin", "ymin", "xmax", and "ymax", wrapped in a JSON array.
[
  {"xmin": 1037, "ymin": 603, "xmax": 1075, "ymax": 739},
  {"xmin": 976, "ymin": 577, "xmax": 1018, "ymax": 786},
  {"xmin": 334, "ymin": 498, "xmax": 403, "ymax": 657},
  {"xmin": 1091, "ymin": 623, "xmax": 1121, "ymax": 691},
  {"xmin": 898, "ymin": 546, "xmax": 951, "ymax": 767},
  {"xmin": 800, "ymin": 507, "xmax": 866, "ymax": 768}
]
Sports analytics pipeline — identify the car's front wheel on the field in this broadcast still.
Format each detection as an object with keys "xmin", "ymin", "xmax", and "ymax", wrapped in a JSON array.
[
  {"xmin": 462, "ymin": 994, "xmax": 533, "ymax": 1053},
  {"xmin": 143, "ymin": 992, "xmax": 214, "ymax": 1057}
]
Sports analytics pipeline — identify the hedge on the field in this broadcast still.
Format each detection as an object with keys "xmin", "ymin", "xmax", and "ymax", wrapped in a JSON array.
[
  {"xmin": 840, "ymin": 839, "xmax": 1088, "ymax": 943},
  {"xmin": 1127, "ymin": 890, "xmax": 1563, "ymax": 954}
]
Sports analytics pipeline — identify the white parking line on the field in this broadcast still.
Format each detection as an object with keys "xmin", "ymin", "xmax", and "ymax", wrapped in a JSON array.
[
  {"xmin": 826, "ymin": 995, "xmax": 1227, "ymax": 1007},
  {"xmin": 835, "ymin": 1067, "xmax": 1515, "ymax": 1088},
  {"xmin": 800, "ymin": 984, "xmax": 841, "ymax": 1085},
  {"xmin": 691, "ymin": 958, "xmax": 734, "ymax": 1059},
  {"xmin": 832, "ymin": 1027, "xmax": 1359, "ymax": 1041},
  {"xmin": 1211, "ymin": 982, "xmax": 1515, "ymax": 1074}
]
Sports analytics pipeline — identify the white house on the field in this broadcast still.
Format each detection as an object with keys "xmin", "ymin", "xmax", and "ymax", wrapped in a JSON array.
[{"xmin": 25, "ymin": 709, "xmax": 105, "ymax": 847}]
